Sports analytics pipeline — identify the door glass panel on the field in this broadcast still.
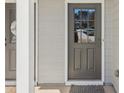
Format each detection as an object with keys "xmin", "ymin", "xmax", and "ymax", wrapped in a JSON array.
[
  {"xmin": 82, "ymin": 9, "xmax": 88, "ymax": 21},
  {"xmin": 81, "ymin": 21, "xmax": 88, "ymax": 29},
  {"xmin": 74, "ymin": 8, "xmax": 96, "ymax": 43},
  {"xmin": 89, "ymin": 21, "xmax": 95, "ymax": 29},
  {"xmin": 74, "ymin": 21, "xmax": 81, "ymax": 31},
  {"xmin": 88, "ymin": 9, "xmax": 95, "ymax": 21},
  {"xmin": 74, "ymin": 9, "xmax": 81, "ymax": 20},
  {"xmin": 10, "ymin": 20, "xmax": 16, "ymax": 44},
  {"xmin": 88, "ymin": 30, "xmax": 95, "ymax": 42},
  {"xmin": 81, "ymin": 30, "xmax": 88, "ymax": 43},
  {"xmin": 74, "ymin": 32, "xmax": 81, "ymax": 43}
]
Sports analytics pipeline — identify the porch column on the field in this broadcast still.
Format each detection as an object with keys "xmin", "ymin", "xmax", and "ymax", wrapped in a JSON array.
[{"xmin": 16, "ymin": 0, "xmax": 34, "ymax": 92}]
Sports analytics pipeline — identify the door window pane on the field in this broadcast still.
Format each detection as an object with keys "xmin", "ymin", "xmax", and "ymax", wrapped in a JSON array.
[
  {"xmin": 81, "ymin": 30, "xmax": 88, "ymax": 43},
  {"xmin": 88, "ymin": 9, "xmax": 95, "ymax": 20},
  {"xmin": 81, "ymin": 21, "xmax": 88, "ymax": 29},
  {"xmin": 74, "ymin": 32, "xmax": 81, "ymax": 43},
  {"xmin": 74, "ymin": 9, "xmax": 81, "ymax": 20},
  {"xmin": 74, "ymin": 8, "xmax": 96, "ymax": 43},
  {"xmin": 88, "ymin": 30, "xmax": 95, "ymax": 42},
  {"xmin": 89, "ymin": 21, "xmax": 95, "ymax": 29},
  {"xmin": 82, "ymin": 9, "xmax": 88, "ymax": 21},
  {"xmin": 74, "ymin": 21, "xmax": 81, "ymax": 31}
]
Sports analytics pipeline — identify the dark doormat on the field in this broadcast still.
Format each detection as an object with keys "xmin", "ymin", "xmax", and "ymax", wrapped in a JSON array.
[{"xmin": 70, "ymin": 85, "xmax": 105, "ymax": 93}]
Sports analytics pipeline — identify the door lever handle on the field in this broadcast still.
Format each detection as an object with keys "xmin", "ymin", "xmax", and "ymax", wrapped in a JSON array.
[{"xmin": 5, "ymin": 38, "xmax": 7, "ymax": 46}]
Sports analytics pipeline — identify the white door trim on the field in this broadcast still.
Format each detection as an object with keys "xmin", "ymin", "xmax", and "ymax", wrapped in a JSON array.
[
  {"xmin": 65, "ymin": 0, "xmax": 104, "ymax": 85},
  {"xmin": 35, "ymin": 0, "xmax": 39, "ymax": 85}
]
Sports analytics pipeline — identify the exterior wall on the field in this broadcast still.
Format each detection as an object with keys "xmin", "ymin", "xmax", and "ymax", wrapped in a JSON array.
[
  {"xmin": 104, "ymin": 0, "xmax": 113, "ymax": 83},
  {"xmin": 38, "ymin": 0, "xmax": 119, "ymax": 85},
  {"xmin": 105, "ymin": 0, "xmax": 119, "ymax": 92},
  {"xmin": 38, "ymin": 0, "xmax": 65, "ymax": 83},
  {"xmin": 110, "ymin": 0, "xmax": 119, "ymax": 92}
]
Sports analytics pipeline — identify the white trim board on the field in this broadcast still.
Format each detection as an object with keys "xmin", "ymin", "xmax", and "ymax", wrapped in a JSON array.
[
  {"xmin": 35, "ymin": 0, "xmax": 39, "ymax": 85},
  {"xmin": 5, "ymin": 80, "xmax": 16, "ymax": 86},
  {"xmin": 5, "ymin": 0, "xmax": 37, "ymax": 3},
  {"xmin": 5, "ymin": 80, "xmax": 37, "ymax": 86},
  {"xmin": 65, "ymin": 1, "xmax": 104, "ymax": 85},
  {"xmin": 16, "ymin": 0, "xmax": 34, "ymax": 93}
]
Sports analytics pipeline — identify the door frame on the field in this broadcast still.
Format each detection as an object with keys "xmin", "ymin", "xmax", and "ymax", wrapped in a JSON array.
[{"xmin": 65, "ymin": 0, "xmax": 104, "ymax": 85}]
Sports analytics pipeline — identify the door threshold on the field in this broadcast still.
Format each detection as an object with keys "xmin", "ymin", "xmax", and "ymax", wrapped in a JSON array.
[
  {"xmin": 65, "ymin": 80, "xmax": 103, "ymax": 85},
  {"xmin": 5, "ymin": 80, "xmax": 38, "ymax": 86},
  {"xmin": 5, "ymin": 80, "xmax": 16, "ymax": 86}
]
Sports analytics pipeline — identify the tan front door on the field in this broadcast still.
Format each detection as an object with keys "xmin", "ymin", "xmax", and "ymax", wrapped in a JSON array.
[
  {"xmin": 68, "ymin": 3, "xmax": 101, "ymax": 80},
  {"xmin": 5, "ymin": 3, "xmax": 16, "ymax": 80}
]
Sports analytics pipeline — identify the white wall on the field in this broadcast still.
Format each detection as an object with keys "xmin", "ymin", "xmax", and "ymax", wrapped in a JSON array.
[{"xmin": 38, "ymin": 0, "xmax": 65, "ymax": 83}]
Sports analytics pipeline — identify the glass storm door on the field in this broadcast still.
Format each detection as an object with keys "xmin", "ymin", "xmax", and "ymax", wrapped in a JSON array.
[{"xmin": 68, "ymin": 4, "xmax": 101, "ymax": 80}]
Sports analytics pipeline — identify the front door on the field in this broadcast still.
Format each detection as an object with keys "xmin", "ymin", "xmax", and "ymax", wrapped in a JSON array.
[
  {"xmin": 5, "ymin": 3, "xmax": 36, "ymax": 80},
  {"xmin": 5, "ymin": 3, "xmax": 16, "ymax": 80},
  {"xmin": 68, "ymin": 4, "xmax": 101, "ymax": 80}
]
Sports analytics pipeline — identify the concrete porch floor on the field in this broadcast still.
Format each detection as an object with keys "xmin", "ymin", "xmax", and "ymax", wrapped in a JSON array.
[{"xmin": 5, "ymin": 85, "xmax": 116, "ymax": 93}]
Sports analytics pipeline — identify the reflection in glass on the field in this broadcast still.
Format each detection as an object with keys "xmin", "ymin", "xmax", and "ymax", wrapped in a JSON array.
[
  {"xmin": 81, "ymin": 21, "xmax": 88, "ymax": 29},
  {"xmin": 88, "ymin": 36, "xmax": 95, "ymax": 42},
  {"xmin": 81, "ymin": 30, "xmax": 88, "ymax": 43},
  {"xmin": 88, "ymin": 29, "xmax": 94, "ymax": 36},
  {"xmin": 74, "ymin": 9, "xmax": 81, "ymax": 20},
  {"xmin": 88, "ymin": 30, "xmax": 95, "ymax": 42},
  {"xmin": 89, "ymin": 21, "xmax": 95, "ymax": 29},
  {"xmin": 74, "ymin": 21, "xmax": 81, "ymax": 31},
  {"xmin": 74, "ymin": 32, "xmax": 81, "ymax": 43},
  {"xmin": 74, "ymin": 8, "xmax": 96, "ymax": 21},
  {"xmin": 10, "ymin": 20, "xmax": 16, "ymax": 43},
  {"xmin": 74, "ymin": 8, "xmax": 96, "ymax": 43},
  {"xmin": 88, "ymin": 9, "xmax": 95, "ymax": 20},
  {"xmin": 82, "ymin": 9, "xmax": 88, "ymax": 21}
]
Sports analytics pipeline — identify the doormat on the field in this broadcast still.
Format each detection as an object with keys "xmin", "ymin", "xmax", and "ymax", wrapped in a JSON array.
[
  {"xmin": 70, "ymin": 85, "xmax": 104, "ymax": 93},
  {"xmin": 36, "ymin": 89, "xmax": 60, "ymax": 93}
]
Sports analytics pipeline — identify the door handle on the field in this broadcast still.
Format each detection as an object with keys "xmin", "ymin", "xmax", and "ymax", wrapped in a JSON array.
[{"xmin": 5, "ymin": 38, "xmax": 8, "ymax": 46}]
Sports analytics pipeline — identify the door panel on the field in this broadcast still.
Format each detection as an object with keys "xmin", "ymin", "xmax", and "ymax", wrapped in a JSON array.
[
  {"xmin": 74, "ymin": 48, "xmax": 81, "ymax": 70},
  {"xmin": 87, "ymin": 48, "xmax": 95, "ymax": 72},
  {"xmin": 68, "ymin": 4, "xmax": 101, "ymax": 80}
]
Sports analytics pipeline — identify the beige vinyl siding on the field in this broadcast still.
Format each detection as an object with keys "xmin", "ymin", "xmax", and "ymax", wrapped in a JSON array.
[
  {"xmin": 105, "ymin": 0, "xmax": 119, "ymax": 92},
  {"xmin": 110, "ymin": 0, "xmax": 119, "ymax": 92},
  {"xmin": 38, "ymin": 0, "xmax": 65, "ymax": 83},
  {"xmin": 104, "ymin": 0, "xmax": 113, "ymax": 83}
]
